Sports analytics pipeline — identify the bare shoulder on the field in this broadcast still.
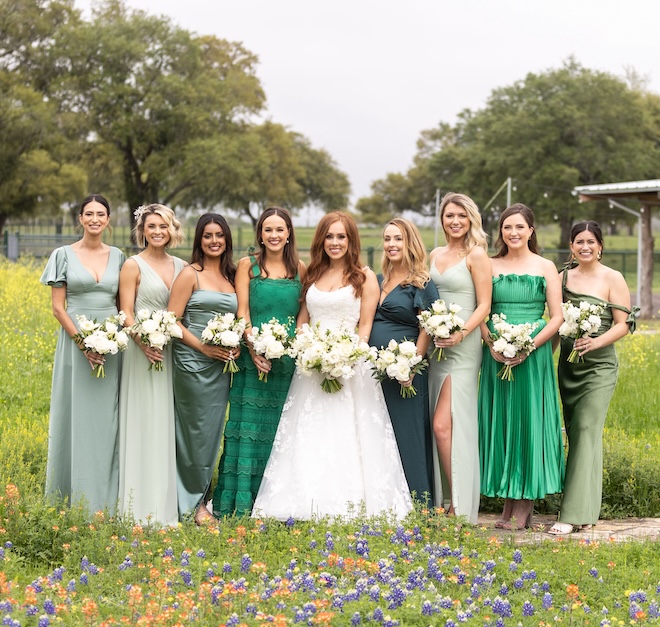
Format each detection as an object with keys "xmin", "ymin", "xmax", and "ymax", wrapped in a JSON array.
[
  {"xmin": 237, "ymin": 256, "xmax": 252, "ymax": 269},
  {"xmin": 603, "ymin": 265, "xmax": 627, "ymax": 288},
  {"xmin": 467, "ymin": 246, "xmax": 489, "ymax": 262}
]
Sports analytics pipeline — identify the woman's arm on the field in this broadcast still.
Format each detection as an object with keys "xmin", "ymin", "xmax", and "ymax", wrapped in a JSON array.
[
  {"xmin": 533, "ymin": 258, "xmax": 563, "ymax": 349},
  {"xmin": 574, "ymin": 269, "xmax": 632, "ymax": 356},
  {"xmin": 357, "ymin": 269, "xmax": 379, "ymax": 341}
]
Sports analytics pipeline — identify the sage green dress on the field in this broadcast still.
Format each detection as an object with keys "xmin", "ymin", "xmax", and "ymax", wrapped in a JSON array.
[
  {"xmin": 428, "ymin": 259, "xmax": 481, "ymax": 523},
  {"xmin": 369, "ymin": 276, "xmax": 438, "ymax": 505},
  {"xmin": 213, "ymin": 257, "xmax": 301, "ymax": 516},
  {"xmin": 40, "ymin": 245, "xmax": 125, "ymax": 513},
  {"xmin": 118, "ymin": 255, "xmax": 185, "ymax": 526},
  {"xmin": 173, "ymin": 282, "xmax": 237, "ymax": 518},
  {"xmin": 557, "ymin": 279, "xmax": 636, "ymax": 526},
  {"xmin": 479, "ymin": 274, "xmax": 564, "ymax": 500}
]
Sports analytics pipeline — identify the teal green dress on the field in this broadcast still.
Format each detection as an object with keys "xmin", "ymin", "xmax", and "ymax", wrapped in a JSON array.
[
  {"xmin": 213, "ymin": 257, "xmax": 301, "ymax": 517},
  {"xmin": 557, "ymin": 279, "xmax": 636, "ymax": 525},
  {"xmin": 369, "ymin": 276, "xmax": 438, "ymax": 504},
  {"xmin": 40, "ymin": 245, "xmax": 125, "ymax": 513},
  {"xmin": 478, "ymin": 274, "xmax": 564, "ymax": 500},
  {"xmin": 173, "ymin": 284, "xmax": 237, "ymax": 518}
]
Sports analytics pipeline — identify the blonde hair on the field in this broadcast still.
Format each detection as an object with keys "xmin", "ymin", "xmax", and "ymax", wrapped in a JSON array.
[
  {"xmin": 381, "ymin": 218, "xmax": 430, "ymax": 289},
  {"xmin": 440, "ymin": 192, "xmax": 488, "ymax": 253},
  {"xmin": 134, "ymin": 204, "xmax": 184, "ymax": 249}
]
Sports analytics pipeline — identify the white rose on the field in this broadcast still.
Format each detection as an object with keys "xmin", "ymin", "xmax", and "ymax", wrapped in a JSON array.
[
  {"xmin": 219, "ymin": 330, "xmax": 240, "ymax": 348},
  {"xmin": 265, "ymin": 340, "xmax": 285, "ymax": 359},
  {"xmin": 116, "ymin": 331, "xmax": 129, "ymax": 348},
  {"xmin": 137, "ymin": 309, "xmax": 150, "ymax": 321},
  {"xmin": 148, "ymin": 331, "xmax": 167, "ymax": 349},
  {"xmin": 201, "ymin": 327, "xmax": 215, "ymax": 342},
  {"xmin": 398, "ymin": 341, "xmax": 418, "ymax": 358}
]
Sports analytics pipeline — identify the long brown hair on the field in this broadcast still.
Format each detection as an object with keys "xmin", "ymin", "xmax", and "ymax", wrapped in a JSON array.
[
  {"xmin": 190, "ymin": 213, "xmax": 236, "ymax": 284},
  {"xmin": 493, "ymin": 203, "xmax": 539, "ymax": 258},
  {"xmin": 254, "ymin": 207, "xmax": 299, "ymax": 279},
  {"xmin": 302, "ymin": 211, "xmax": 366, "ymax": 299}
]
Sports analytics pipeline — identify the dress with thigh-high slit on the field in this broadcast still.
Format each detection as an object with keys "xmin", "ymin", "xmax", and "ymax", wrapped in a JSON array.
[{"xmin": 428, "ymin": 258, "xmax": 481, "ymax": 523}]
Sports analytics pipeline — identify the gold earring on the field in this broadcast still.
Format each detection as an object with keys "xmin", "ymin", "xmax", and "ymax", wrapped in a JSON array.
[{"xmin": 598, "ymin": 250, "xmax": 602, "ymax": 260}]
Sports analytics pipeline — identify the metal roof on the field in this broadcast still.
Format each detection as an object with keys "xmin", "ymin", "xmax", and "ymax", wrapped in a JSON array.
[{"xmin": 574, "ymin": 179, "xmax": 660, "ymax": 195}]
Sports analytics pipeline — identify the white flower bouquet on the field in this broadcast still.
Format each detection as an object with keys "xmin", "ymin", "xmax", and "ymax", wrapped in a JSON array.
[
  {"xmin": 288, "ymin": 323, "xmax": 372, "ymax": 393},
  {"xmin": 372, "ymin": 339, "xmax": 428, "ymax": 398},
  {"xmin": 558, "ymin": 301, "xmax": 604, "ymax": 363},
  {"xmin": 200, "ymin": 312, "xmax": 247, "ymax": 377},
  {"xmin": 75, "ymin": 311, "xmax": 129, "ymax": 378},
  {"xmin": 130, "ymin": 309, "xmax": 183, "ymax": 371},
  {"xmin": 417, "ymin": 299, "xmax": 466, "ymax": 360},
  {"xmin": 247, "ymin": 317, "xmax": 293, "ymax": 382},
  {"xmin": 489, "ymin": 313, "xmax": 538, "ymax": 381}
]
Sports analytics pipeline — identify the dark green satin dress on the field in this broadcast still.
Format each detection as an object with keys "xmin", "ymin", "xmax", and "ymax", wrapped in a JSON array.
[
  {"xmin": 557, "ymin": 280, "xmax": 636, "ymax": 525},
  {"xmin": 173, "ymin": 288, "xmax": 237, "ymax": 518}
]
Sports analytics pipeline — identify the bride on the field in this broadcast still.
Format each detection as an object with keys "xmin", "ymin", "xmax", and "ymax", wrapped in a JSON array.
[{"xmin": 252, "ymin": 212, "xmax": 413, "ymax": 520}]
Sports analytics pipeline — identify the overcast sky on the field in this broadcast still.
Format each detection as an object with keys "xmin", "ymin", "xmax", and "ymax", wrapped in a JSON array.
[{"xmin": 78, "ymin": 1, "xmax": 660, "ymax": 205}]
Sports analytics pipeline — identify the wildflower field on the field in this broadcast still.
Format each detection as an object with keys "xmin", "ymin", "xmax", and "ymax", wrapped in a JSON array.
[{"xmin": 1, "ymin": 257, "xmax": 660, "ymax": 626}]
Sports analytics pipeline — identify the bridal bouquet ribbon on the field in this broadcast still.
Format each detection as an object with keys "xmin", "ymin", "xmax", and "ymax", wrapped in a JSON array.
[
  {"xmin": 417, "ymin": 299, "xmax": 465, "ymax": 360},
  {"xmin": 201, "ymin": 313, "xmax": 247, "ymax": 380},
  {"xmin": 74, "ymin": 311, "xmax": 129, "ymax": 378},
  {"xmin": 558, "ymin": 301, "xmax": 604, "ymax": 363},
  {"xmin": 371, "ymin": 339, "xmax": 428, "ymax": 398},
  {"xmin": 130, "ymin": 309, "xmax": 183, "ymax": 371},
  {"xmin": 289, "ymin": 323, "xmax": 372, "ymax": 393},
  {"xmin": 247, "ymin": 317, "xmax": 293, "ymax": 382},
  {"xmin": 488, "ymin": 313, "xmax": 538, "ymax": 381}
]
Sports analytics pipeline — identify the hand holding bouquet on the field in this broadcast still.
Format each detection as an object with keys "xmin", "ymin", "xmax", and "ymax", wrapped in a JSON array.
[
  {"xmin": 201, "ymin": 312, "xmax": 247, "ymax": 379},
  {"xmin": 417, "ymin": 299, "xmax": 465, "ymax": 360},
  {"xmin": 130, "ymin": 309, "xmax": 183, "ymax": 371},
  {"xmin": 489, "ymin": 313, "xmax": 538, "ymax": 381},
  {"xmin": 75, "ymin": 311, "xmax": 129, "ymax": 378},
  {"xmin": 247, "ymin": 317, "xmax": 293, "ymax": 382},
  {"xmin": 558, "ymin": 301, "xmax": 604, "ymax": 363},
  {"xmin": 372, "ymin": 339, "xmax": 428, "ymax": 398},
  {"xmin": 289, "ymin": 323, "xmax": 372, "ymax": 393}
]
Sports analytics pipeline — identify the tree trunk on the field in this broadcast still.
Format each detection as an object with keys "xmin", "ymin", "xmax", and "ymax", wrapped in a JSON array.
[
  {"xmin": 557, "ymin": 211, "xmax": 573, "ymax": 249},
  {"xmin": 638, "ymin": 204, "xmax": 654, "ymax": 319},
  {"xmin": 0, "ymin": 213, "xmax": 7, "ymax": 239}
]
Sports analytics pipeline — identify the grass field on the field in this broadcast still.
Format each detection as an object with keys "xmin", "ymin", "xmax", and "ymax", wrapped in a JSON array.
[{"xmin": 1, "ymin": 259, "xmax": 660, "ymax": 626}]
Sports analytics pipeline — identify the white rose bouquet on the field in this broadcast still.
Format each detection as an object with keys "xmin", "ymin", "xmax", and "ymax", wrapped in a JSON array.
[
  {"xmin": 200, "ymin": 312, "xmax": 247, "ymax": 378},
  {"xmin": 130, "ymin": 309, "xmax": 183, "ymax": 371},
  {"xmin": 247, "ymin": 317, "xmax": 293, "ymax": 382},
  {"xmin": 558, "ymin": 301, "xmax": 604, "ymax": 363},
  {"xmin": 372, "ymin": 339, "xmax": 428, "ymax": 399},
  {"xmin": 488, "ymin": 313, "xmax": 538, "ymax": 382},
  {"xmin": 74, "ymin": 311, "xmax": 129, "ymax": 378},
  {"xmin": 288, "ymin": 323, "xmax": 372, "ymax": 393},
  {"xmin": 417, "ymin": 299, "xmax": 466, "ymax": 360}
]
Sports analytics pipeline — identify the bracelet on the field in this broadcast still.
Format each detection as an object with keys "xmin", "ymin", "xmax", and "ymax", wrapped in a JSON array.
[{"xmin": 459, "ymin": 329, "xmax": 467, "ymax": 341}]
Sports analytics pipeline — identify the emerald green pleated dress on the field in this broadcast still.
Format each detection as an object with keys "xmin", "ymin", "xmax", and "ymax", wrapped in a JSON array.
[
  {"xmin": 213, "ymin": 257, "xmax": 301, "ymax": 516},
  {"xmin": 557, "ymin": 281, "xmax": 636, "ymax": 526},
  {"xmin": 478, "ymin": 274, "xmax": 564, "ymax": 500}
]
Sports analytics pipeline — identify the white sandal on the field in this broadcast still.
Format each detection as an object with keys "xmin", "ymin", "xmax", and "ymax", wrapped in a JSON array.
[{"xmin": 547, "ymin": 522, "xmax": 574, "ymax": 535}]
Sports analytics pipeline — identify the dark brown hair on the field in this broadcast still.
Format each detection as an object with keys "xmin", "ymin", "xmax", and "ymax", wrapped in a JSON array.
[
  {"xmin": 254, "ymin": 207, "xmax": 299, "ymax": 279},
  {"xmin": 493, "ymin": 203, "xmax": 539, "ymax": 257},
  {"xmin": 190, "ymin": 213, "xmax": 236, "ymax": 284}
]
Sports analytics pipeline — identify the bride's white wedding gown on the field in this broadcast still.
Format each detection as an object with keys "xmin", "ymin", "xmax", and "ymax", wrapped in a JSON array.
[{"xmin": 252, "ymin": 284, "xmax": 413, "ymax": 520}]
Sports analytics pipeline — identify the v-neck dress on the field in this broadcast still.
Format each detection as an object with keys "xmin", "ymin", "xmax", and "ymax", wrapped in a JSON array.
[
  {"xmin": 557, "ymin": 278, "xmax": 636, "ymax": 526},
  {"xmin": 369, "ymin": 276, "xmax": 438, "ymax": 504},
  {"xmin": 118, "ymin": 255, "xmax": 186, "ymax": 526},
  {"xmin": 428, "ymin": 258, "xmax": 481, "ymax": 523},
  {"xmin": 40, "ymin": 244, "xmax": 126, "ymax": 513}
]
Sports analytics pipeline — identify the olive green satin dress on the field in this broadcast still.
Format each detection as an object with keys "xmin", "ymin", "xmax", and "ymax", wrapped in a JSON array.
[{"xmin": 557, "ymin": 281, "xmax": 636, "ymax": 526}]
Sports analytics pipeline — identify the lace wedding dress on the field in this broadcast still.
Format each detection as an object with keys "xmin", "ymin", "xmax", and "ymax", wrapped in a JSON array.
[{"xmin": 252, "ymin": 284, "xmax": 413, "ymax": 520}]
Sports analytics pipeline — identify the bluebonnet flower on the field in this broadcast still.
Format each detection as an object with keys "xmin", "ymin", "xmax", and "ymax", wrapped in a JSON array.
[
  {"xmin": 325, "ymin": 532, "xmax": 334, "ymax": 550},
  {"xmin": 491, "ymin": 597, "xmax": 512, "ymax": 618},
  {"xmin": 629, "ymin": 591, "xmax": 647, "ymax": 603},
  {"xmin": 508, "ymin": 562, "xmax": 518, "ymax": 572},
  {"xmin": 4, "ymin": 542, "xmax": 12, "ymax": 549},
  {"xmin": 223, "ymin": 562, "xmax": 232, "ymax": 573},
  {"xmin": 225, "ymin": 614, "xmax": 239, "ymax": 626},
  {"xmin": 309, "ymin": 540, "xmax": 317, "ymax": 549},
  {"xmin": 196, "ymin": 549, "xmax": 206, "ymax": 558},
  {"xmin": 38, "ymin": 617, "xmax": 50, "ymax": 627},
  {"xmin": 118, "ymin": 556, "xmax": 134, "ymax": 571},
  {"xmin": 498, "ymin": 583, "xmax": 508, "ymax": 596},
  {"xmin": 245, "ymin": 603, "xmax": 257, "ymax": 615},
  {"xmin": 541, "ymin": 581, "xmax": 550, "ymax": 591},
  {"xmin": 180, "ymin": 570, "xmax": 192, "ymax": 586},
  {"xmin": 66, "ymin": 580, "xmax": 76, "ymax": 592},
  {"xmin": 240, "ymin": 554, "xmax": 252, "ymax": 573},
  {"xmin": 0, "ymin": 602, "xmax": 12, "ymax": 613},
  {"xmin": 383, "ymin": 617, "xmax": 399, "ymax": 627},
  {"xmin": 589, "ymin": 567, "xmax": 599, "ymax": 577},
  {"xmin": 163, "ymin": 547, "xmax": 174, "ymax": 558},
  {"xmin": 372, "ymin": 607, "xmax": 384, "ymax": 621},
  {"xmin": 25, "ymin": 605, "xmax": 38, "ymax": 616},
  {"xmin": 600, "ymin": 620, "xmax": 611, "ymax": 627},
  {"xmin": 445, "ymin": 620, "xmax": 456, "ymax": 627},
  {"xmin": 79, "ymin": 573, "xmax": 88, "ymax": 586},
  {"xmin": 513, "ymin": 578, "xmax": 524, "ymax": 590},
  {"xmin": 629, "ymin": 602, "xmax": 643, "ymax": 620},
  {"xmin": 369, "ymin": 585, "xmax": 381, "ymax": 601},
  {"xmin": 351, "ymin": 612, "xmax": 361, "ymax": 625},
  {"xmin": 131, "ymin": 539, "xmax": 138, "ymax": 548},
  {"xmin": 421, "ymin": 600, "xmax": 435, "ymax": 616},
  {"xmin": 483, "ymin": 559, "xmax": 497, "ymax": 571},
  {"xmin": 439, "ymin": 597, "xmax": 453, "ymax": 610},
  {"xmin": 43, "ymin": 599, "xmax": 56, "ymax": 615},
  {"xmin": 512, "ymin": 549, "xmax": 522, "ymax": 563},
  {"xmin": 522, "ymin": 601, "xmax": 535, "ymax": 616},
  {"xmin": 355, "ymin": 539, "xmax": 369, "ymax": 557},
  {"xmin": 649, "ymin": 601, "xmax": 660, "ymax": 618},
  {"xmin": 286, "ymin": 517, "xmax": 296, "ymax": 527}
]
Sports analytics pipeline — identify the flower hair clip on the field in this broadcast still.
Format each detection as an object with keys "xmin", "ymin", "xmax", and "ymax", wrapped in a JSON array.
[{"xmin": 133, "ymin": 205, "xmax": 146, "ymax": 221}]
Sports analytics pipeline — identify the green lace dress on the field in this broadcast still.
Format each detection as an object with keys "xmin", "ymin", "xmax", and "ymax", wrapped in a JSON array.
[
  {"xmin": 478, "ymin": 274, "xmax": 564, "ymax": 500},
  {"xmin": 213, "ymin": 257, "xmax": 301, "ymax": 516},
  {"xmin": 557, "ymin": 279, "xmax": 636, "ymax": 526}
]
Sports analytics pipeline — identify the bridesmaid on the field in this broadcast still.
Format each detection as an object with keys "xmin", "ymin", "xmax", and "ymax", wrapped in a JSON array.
[
  {"xmin": 168, "ymin": 213, "xmax": 238, "ymax": 524},
  {"xmin": 213, "ymin": 207, "xmax": 304, "ymax": 517},
  {"xmin": 118, "ymin": 204, "xmax": 186, "ymax": 526},
  {"xmin": 369, "ymin": 218, "xmax": 438, "ymax": 504},
  {"xmin": 40, "ymin": 194, "xmax": 125, "ymax": 513},
  {"xmin": 428, "ymin": 193, "xmax": 491, "ymax": 523},
  {"xmin": 478, "ymin": 204, "xmax": 564, "ymax": 530},
  {"xmin": 549, "ymin": 221, "xmax": 636, "ymax": 535}
]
